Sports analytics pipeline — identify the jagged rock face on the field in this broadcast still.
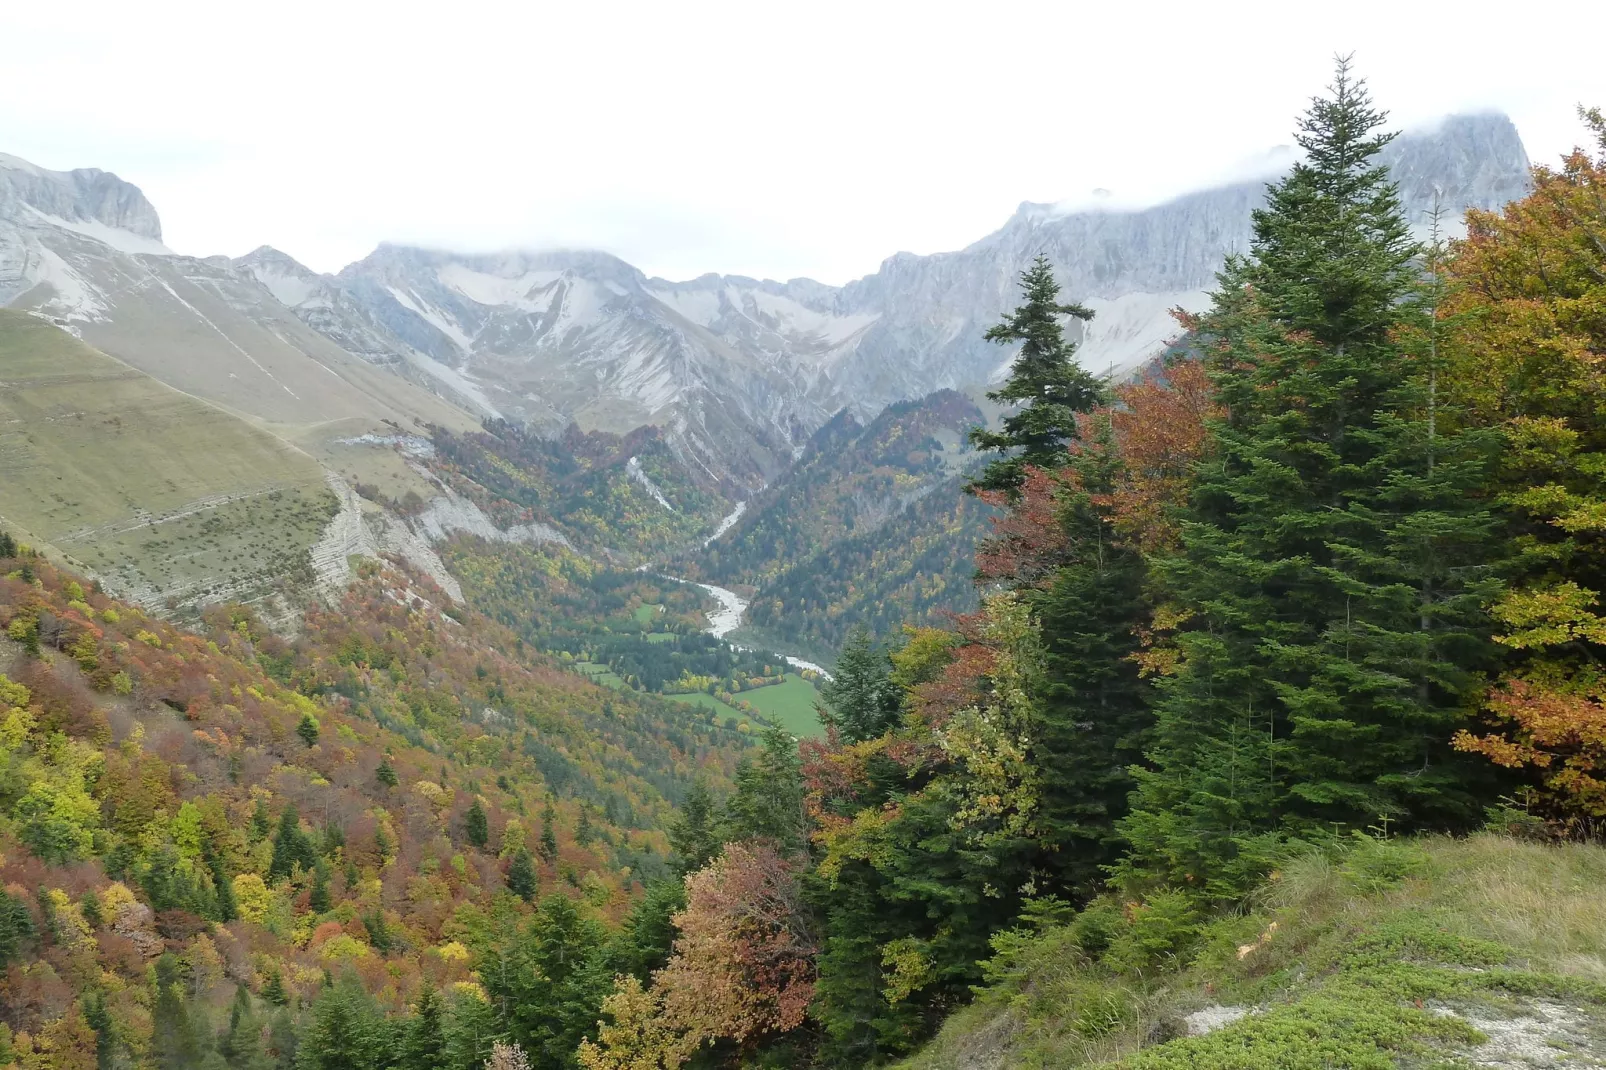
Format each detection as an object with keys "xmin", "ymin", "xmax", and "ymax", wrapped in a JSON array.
[
  {"xmin": 1, "ymin": 114, "xmax": 1534, "ymax": 489},
  {"xmin": 822, "ymin": 113, "xmax": 1534, "ymax": 411},
  {"xmin": 0, "ymin": 152, "xmax": 164, "ymax": 242}
]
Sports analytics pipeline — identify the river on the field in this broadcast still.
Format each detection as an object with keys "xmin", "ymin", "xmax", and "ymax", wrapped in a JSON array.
[{"xmin": 672, "ymin": 576, "xmax": 832, "ymax": 679}]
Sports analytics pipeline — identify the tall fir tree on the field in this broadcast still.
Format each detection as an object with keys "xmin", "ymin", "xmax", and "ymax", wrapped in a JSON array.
[
  {"xmin": 506, "ymin": 848, "xmax": 538, "ymax": 903},
  {"xmin": 399, "ymin": 984, "xmax": 448, "ymax": 1070},
  {"xmin": 465, "ymin": 798, "xmax": 490, "ymax": 850},
  {"xmin": 968, "ymin": 255, "xmax": 1106, "ymax": 495},
  {"xmin": 666, "ymin": 778, "xmax": 719, "ymax": 876},
  {"xmin": 720, "ymin": 724, "xmax": 806, "ymax": 852},
  {"xmin": 268, "ymin": 804, "xmax": 317, "ymax": 882},
  {"xmin": 818, "ymin": 626, "xmax": 902, "ymax": 743},
  {"xmin": 1117, "ymin": 58, "xmax": 1503, "ymax": 898},
  {"xmin": 1023, "ymin": 421, "xmax": 1154, "ymax": 899}
]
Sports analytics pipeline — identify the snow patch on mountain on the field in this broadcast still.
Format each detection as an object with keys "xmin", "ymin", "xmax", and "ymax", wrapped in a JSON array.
[{"xmin": 26, "ymin": 208, "xmax": 174, "ymax": 256}]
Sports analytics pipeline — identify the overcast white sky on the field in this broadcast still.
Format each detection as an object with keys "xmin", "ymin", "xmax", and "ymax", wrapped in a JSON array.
[{"xmin": 3, "ymin": 0, "xmax": 1602, "ymax": 283}]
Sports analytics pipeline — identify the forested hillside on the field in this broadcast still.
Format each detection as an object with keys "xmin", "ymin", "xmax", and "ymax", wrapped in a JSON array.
[
  {"xmin": 5, "ymin": 59, "xmax": 1606, "ymax": 1070},
  {"xmin": 0, "ymin": 535, "xmax": 760, "ymax": 1068},
  {"xmin": 562, "ymin": 70, "xmax": 1606, "ymax": 1070},
  {"xmin": 689, "ymin": 390, "xmax": 994, "ymax": 655}
]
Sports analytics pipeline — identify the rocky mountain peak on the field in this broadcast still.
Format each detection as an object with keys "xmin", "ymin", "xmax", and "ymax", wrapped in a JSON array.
[{"xmin": 0, "ymin": 153, "xmax": 163, "ymax": 242}]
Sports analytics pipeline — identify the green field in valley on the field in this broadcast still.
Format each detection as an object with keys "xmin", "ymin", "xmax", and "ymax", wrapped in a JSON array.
[{"xmin": 739, "ymin": 673, "xmax": 822, "ymax": 738}]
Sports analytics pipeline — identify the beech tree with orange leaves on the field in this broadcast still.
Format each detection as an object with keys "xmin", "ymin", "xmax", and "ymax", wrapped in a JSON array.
[{"xmin": 1449, "ymin": 109, "xmax": 1606, "ymax": 818}]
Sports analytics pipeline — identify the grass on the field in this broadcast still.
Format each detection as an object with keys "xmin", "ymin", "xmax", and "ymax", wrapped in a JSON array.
[
  {"xmin": 739, "ymin": 673, "xmax": 823, "ymax": 738},
  {"xmin": 0, "ymin": 310, "xmax": 333, "ymax": 613},
  {"xmin": 903, "ymin": 833, "xmax": 1606, "ymax": 1069},
  {"xmin": 634, "ymin": 604, "xmax": 662, "ymax": 625},
  {"xmin": 572, "ymin": 661, "xmax": 628, "ymax": 690},
  {"xmin": 663, "ymin": 690, "xmax": 746, "ymax": 721}
]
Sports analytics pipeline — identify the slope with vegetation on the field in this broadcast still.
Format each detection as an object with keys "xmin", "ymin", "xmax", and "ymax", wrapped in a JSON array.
[
  {"xmin": 0, "ymin": 309, "xmax": 337, "ymax": 618},
  {"xmin": 568, "ymin": 70, "xmax": 1606, "ymax": 1070},
  {"xmin": 0, "ymin": 531, "xmax": 763, "ymax": 1069},
  {"xmin": 689, "ymin": 390, "xmax": 995, "ymax": 656}
]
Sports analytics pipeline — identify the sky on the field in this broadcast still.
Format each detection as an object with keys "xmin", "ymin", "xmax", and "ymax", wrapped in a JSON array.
[{"xmin": 3, "ymin": 0, "xmax": 1602, "ymax": 284}]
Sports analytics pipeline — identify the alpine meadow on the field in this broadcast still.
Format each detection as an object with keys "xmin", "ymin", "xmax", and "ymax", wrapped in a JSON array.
[{"xmin": 7, "ymin": 41, "xmax": 1606, "ymax": 1070}]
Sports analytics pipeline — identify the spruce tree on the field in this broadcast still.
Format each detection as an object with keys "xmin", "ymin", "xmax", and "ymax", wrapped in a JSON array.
[
  {"xmin": 968, "ymin": 255, "xmax": 1106, "ymax": 495},
  {"xmin": 375, "ymin": 756, "xmax": 398, "ymax": 789},
  {"xmin": 308, "ymin": 861, "xmax": 332, "ymax": 914},
  {"xmin": 268, "ymin": 804, "xmax": 317, "ymax": 882},
  {"xmin": 720, "ymin": 725, "xmax": 806, "ymax": 851},
  {"xmin": 296, "ymin": 713, "xmax": 320, "ymax": 748},
  {"xmin": 1117, "ymin": 58, "xmax": 1502, "ymax": 898},
  {"xmin": 818, "ymin": 627, "xmax": 902, "ymax": 743},
  {"xmin": 465, "ymin": 798, "xmax": 490, "ymax": 850},
  {"xmin": 506, "ymin": 848, "xmax": 537, "ymax": 903},
  {"xmin": 1025, "ymin": 421, "xmax": 1153, "ymax": 899},
  {"xmin": 667, "ymin": 778, "xmax": 719, "ymax": 876},
  {"xmin": 537, "ymin": 802, "xmax": 558, "ymax": 863},
  {"xmin": 400, "ymin": 984, "xmax": 449, "ymax": 1070}
]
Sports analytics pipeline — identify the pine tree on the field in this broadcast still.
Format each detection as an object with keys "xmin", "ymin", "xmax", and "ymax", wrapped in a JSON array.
[
  {"xmin": 220, "ymin": 982, "xmax": 271, "ymax": 1070},
  {"xmin": 968, "ymin": 255, "xmax": 1106, "ymax": 495},
  {"xmin": 667, "ymin": 778, "xmax": 719, "ymax": 876},
  {"xmin": 0, "ymin": 530, "xmax": 16, "ymax": 559},
  {"xmin": 268, "ymin": 804, "xmax": 317, "ymax": 882},
  {"xmin": 296, "ymin": 713, "xmax": 320, "ymax": 748},
  {"xmin": 1118, "ymin": 58, "xmax": 1502, "ymax": 898},
  {"xmin": 261, "ymin": 965, "xmax": 289, "ymax": 1007},
  {"xmin": 506, "ymin": 848, "xmax": 537, "ymax": 902},
  {"xmin": 537, "ymin": 802, "xmax": 558, "ymax": 863},
  {"xmin": 818, "ymin": 626, "xmax": 902, "ymax": 743},
  {"xmin": 1026, "ymin": 422, "xmax": 1153, "ymax": 899},
  {"xmin": 209, "ymin": 847, "xmax": 239, "ymax": 923},
  {"xmin": 151, "ymin": 953, "xmax": 204, "ymax": 1069},
  {"xmin": 720, "ymin": 724, "xmax": 806, "ymax": 851},
  {"xmin": 375, "ymin": 756, "xmax": 398, "ymax": 789},
  {"xmin": 400, "ymin": 984, "xmax": 448, "ymax": 1070},
  {"xmin": 308, "ymin": 861, "xmax": 332, "ymax": 914},
  {"xmin": 465, "ymin": 798, "xmax": 490, "ymax": 849}
]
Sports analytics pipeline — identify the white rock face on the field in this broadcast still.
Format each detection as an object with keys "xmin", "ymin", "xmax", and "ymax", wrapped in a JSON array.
[{"xmin": 3, "ymin": 113, "xmax": 1534, "ymax": 492}]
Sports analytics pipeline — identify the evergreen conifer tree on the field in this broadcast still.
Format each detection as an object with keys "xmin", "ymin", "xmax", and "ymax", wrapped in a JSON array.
[
  {"xmin": 968, "ymin": 255, "xmax": 1106, "ymax": 495},
  {"xmin": 268, "ymin": 805, "xmax": 317, "ymax": 882},
  {"xmin": 308, "ymin": 861, "xmax": 332, "ymax": 914},
  {"xmin": 400, "ymin": 984, "xmax": 448, "ymax": 1070},
  {"xmin": 818, "ymin": 626, "xmax": 902, "ymax": 743},
  {"xmin": 506, "ymin": 848, "xmax": 537, "ymax": 903},
  {"xmin": 720, "ymin": 725, "xmax": 806, "ymax": 851},
  {"xmin": 375, "ymin": 756, "xmax": 398, "ymax": 789},
  {"xmin": 1118, "ymin": 58, "xmax": 1502, "ymax": 898},
  {"xmin": 465, "ymin": 798, "xmax": 490, "ymax": 849},
  {"xmin": 537, "ymin": 802, "xmax": 558, "ymax": 863},
  {"xmin": 667, "ymin": 778, "xmax": 719, "ymax": 876},
  {"xmin": 296, "ymin": 713, "xmax": 320, "ymax": 748}
]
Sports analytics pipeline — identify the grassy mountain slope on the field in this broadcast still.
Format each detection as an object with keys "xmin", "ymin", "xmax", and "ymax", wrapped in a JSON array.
[
  {"xmin": 907, "ymin": 833, "xmax": 1606, "ymax": 1069},
  {"xmin": 0, "ymin": 309, "xmax": 336, "ymax": 613}
]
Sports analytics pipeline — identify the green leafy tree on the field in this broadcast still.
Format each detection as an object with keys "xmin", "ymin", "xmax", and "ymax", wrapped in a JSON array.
[
  {"xmin": 1118, "ymin": 58, "xmax": 1503, "ymax": 899},
  {"xmin": 968, "ymin": 255, "xmax": 1106, "ymax": 495},
  {"xmin": 818, "ymin": 626, "xmax": 902, "ymax": 743}
]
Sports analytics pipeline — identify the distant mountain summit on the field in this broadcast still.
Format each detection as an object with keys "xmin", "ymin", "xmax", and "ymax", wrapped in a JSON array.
[{"xmin": 2, "ymin": 114, "xmax": 1532, "ymax": 488}]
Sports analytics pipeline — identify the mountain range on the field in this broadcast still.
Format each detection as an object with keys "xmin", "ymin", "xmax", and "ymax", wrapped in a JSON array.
[{"xmin": 0, "ymin": 114, "xmax": 1534, "ymax": 632}]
